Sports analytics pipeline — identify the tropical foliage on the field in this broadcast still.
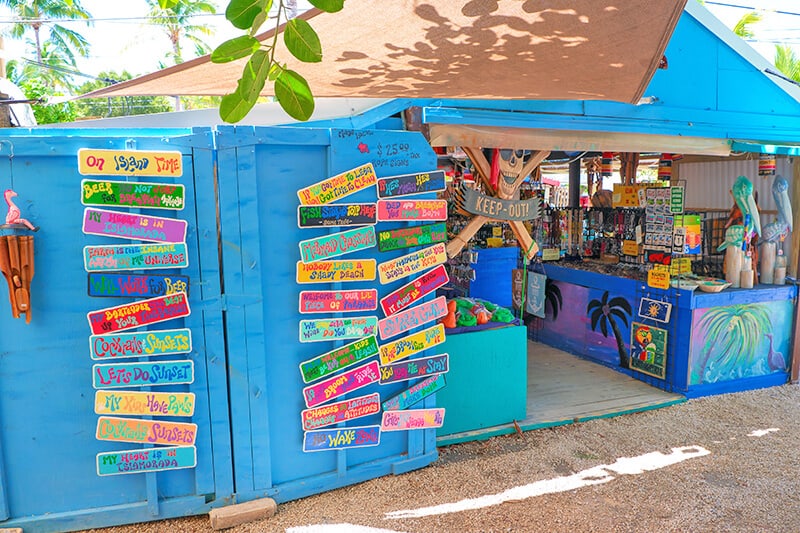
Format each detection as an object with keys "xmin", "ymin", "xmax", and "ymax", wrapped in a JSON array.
[
  {"xmin": 544, "ymin": 279, "xmax": 563, "ymax": 320},
  {"xmin": 145, "ymin": 0, "xmax": 217, "ymax": 65},
  {"xmin": 587, "ymin": 291, "xmax": 632, "ymax": 368},
  {"xmin": 16, "ymin": 78, "xmax": 76, "ymax": 125},
  {"xmin": 774, "ymin": 44, "xmax": 800, "ymax": 83},
  {"xmin": 732, "ymin": 10, "xmax": 762, "ymax": 39},
  {"xmin": 74, "ymin": 71, "xmax": 174, "ymax": 119}
]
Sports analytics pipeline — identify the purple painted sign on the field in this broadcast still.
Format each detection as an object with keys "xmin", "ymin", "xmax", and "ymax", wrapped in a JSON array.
[
  {"xmin": 378, "ymin": 295, "xmax": 448, "ymax": 340},
  {"xmin": 381, "ymin": 408, "xmax": 445, "ymax": 431},
  {"xmin": 82, "ymin": 208, "xmax": 187, "ymax": 243},
  {"xmin": 302, "ymin": 425, "xmax": 381, "ymax": 453},
  {"xmin": 302, "ymin": 360, "xmax": 380, "ymax": 408}
]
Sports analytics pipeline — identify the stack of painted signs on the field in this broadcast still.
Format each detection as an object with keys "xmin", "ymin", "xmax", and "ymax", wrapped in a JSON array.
[
  {"xmin": 80, "ymin": 149, "xmax": 197, "ymax": 476},
  {"xmin": 297, "ymin": 164, "xmax": 451, "ymax": 452}
]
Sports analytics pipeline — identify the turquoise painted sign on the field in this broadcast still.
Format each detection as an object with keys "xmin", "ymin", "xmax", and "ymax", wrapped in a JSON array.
[
  {"xmin": 96, "ymin": 445, "xmax": 196, "ymax": 476},
  {"xmin": 382, "ymin": 373, "xmax": 446, "ymax": 411},
  {"xmin": 299, "ymin": 316, "xmax": 378, "ymax": 343},
  {"xmin": 298, "ymin": 226, "xmax": 376, "ymax": 263},
  {"xmin": 93, "ymin": 360, "xmax": 194, "ymax": 389},
  {"xmin": 303, "ymin": 425, "xmax": 381, "ymax": 453},
  {"xmin": 84, "ymin": 243, "xmax": 188, "ymax": 272}
]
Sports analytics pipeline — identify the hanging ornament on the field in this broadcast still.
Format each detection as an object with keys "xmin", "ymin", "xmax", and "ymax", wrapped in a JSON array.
[
  {"xmin": 601, "ymin": 152, "xmax": 613, "ymax": 179},
  {"xmin": 658, "ymin": 153, "xmax": 673, "ymax": 181},
  {"xmin": 758, "ymin": 153, "xmax": 776, "ymax": 177}
]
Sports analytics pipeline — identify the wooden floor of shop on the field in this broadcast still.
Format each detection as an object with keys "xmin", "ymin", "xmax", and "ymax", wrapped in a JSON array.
[{"xmin": 436, "ymin": 341, "xmax": 686, "ymax": 445}]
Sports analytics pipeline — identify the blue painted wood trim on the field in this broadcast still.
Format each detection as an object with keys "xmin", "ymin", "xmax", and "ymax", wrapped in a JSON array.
[
  {"xmin": 685, "ymin": 372, "xmax": 789, "ymax": 398},
  {"xmin": 0, "ymin": 417, "xmax": 8, "ymax": 520},
  {"xmin": 689, "ymin": 285, "xmax": 796, "ymax": 308},
  {"xmin": 214, "ymin": 125, "xmax": 331, "ymax": 149}
]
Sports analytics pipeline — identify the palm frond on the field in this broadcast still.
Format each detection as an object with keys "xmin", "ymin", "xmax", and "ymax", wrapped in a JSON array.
[
  {"xmin": 609, "ymin": 308, "xmax": 629, "ymax": 328},
  {"xmin": 608, "ymin": 296, "xmax": 632, "ymax": 315}
]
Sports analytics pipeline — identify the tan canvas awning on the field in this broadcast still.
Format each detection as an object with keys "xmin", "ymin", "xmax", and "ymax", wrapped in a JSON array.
[{"xmin": 80, "ymin": 0, "xmax": 686, "ymax": 103}]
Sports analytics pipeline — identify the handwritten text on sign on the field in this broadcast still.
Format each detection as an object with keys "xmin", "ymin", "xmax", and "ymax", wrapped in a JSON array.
[
  {"xmin": 460, "ymin": 187, "xmax": 541, "ymax": 221},
  {"xmin": 376, "ymin": 170, "xmax": 446, "ymax": 199},
  {"xmin": 96, "ymin": 416, "xmax": 197, "ymax": 445},
  {"xmin": 83, "ymin": 208, "xmax": 187, "ymax": 244},
  {"xmin": 301, "ymin": 392, "xmax": 381, "ymax": 431},
  {"xmin": 96, "ymin": 445, "xmax": 196, "ymax": 476},
  {"xmin": 382, "ymin": 374, "xmax": 446, "ymax": 411},
  {"xmin": 377, "ymin": 222, "xmax": 447, "ymax": 252},
  {"xmin": 88, "ymin": 273, "xmax": 188, "ymax": 298},
  {"xmin": 379, "ymin": 323, "xmax": 445, "ymax": 365},
  {"xmin": 299, "ymin": 336, "xmax": 379, "ymax": 384},
  {"xmin": 87, "ymin": 292, "xmax": 190, "ymax": 334},
  {"xmin": 380, "ymin": 264, "xmax": 449, "ymax": 316},
  {"xmin": 296, "ymin": 259, "xmax": 376, "ymax": 284},
  {"xmin": 302, "ymin": 360, "xmax": 380, "ymax": 408},
  {"xmin": 297, "ymin": 163, "xmax": 377, "ymax": 205},
  {"xmin": 378, "ymin": 243, "xmax": 447, "ymax": 285},
  {"xmin": 90, "ymin": 328, "xmax": 192, "ymax": 360},
  {"xmin": 299, "ymin": 226, "xmax": 376, "ymax": 263},
  {"xmin": 381, "ymin": 408, "xmax": 445, "ymax": 431},
  {"xmin": 377, "ymin": 199, "xmax": 448, "ymax": 222},
  {"xmin": 78, "ymin": 148, "xmax": 182, "ymax": 177},
  {"xmin": 81, "ymin": 179, "xmax": 185, "ymax": 210},
  {"xmin": 297, "ymin": 203, "xmax": 376, "ymax": 228},
  {"xmin": 84, "ymin": 243, "xmax": 188, "ymax": 272},
  {"xmin": 93, "ymin": 360, "xmax": 194, "ymax": 389},
  {"xmin": 299, "ymin": 289, "xmax": 377, "ymax": 314},
  {"xmin": 380, "ymin": 353, "xmax": 449, "ymax": 384},
  {"xmin": 378, "ymin": 295, "xmax": 448, "ymax": 340},
  {"xmin": 303, "ymin": 425, "xmax": 381, "ymax": 453},
  {"xmin": 95, "ymin": 390, "xmax": 195, "ymax": 417},
  {"xmin": 299, "ymin": 316, "xmax": 378, "ymax": 343}
]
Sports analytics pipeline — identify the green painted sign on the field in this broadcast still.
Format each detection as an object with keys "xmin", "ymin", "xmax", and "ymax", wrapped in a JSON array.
[
  {"xmin": 299, "ymin": 335, "xmax": 379, "ymax": 383},
  {"xmin": 377, "ymin": 222, "xmax": 448, "ymax": 252},
  {"xmin": 670, "ymin": 186, "xmax": 684, "ymax": 214},
  {"xmin": 81, "ymin": 179, "xmax": 185, "ymax": 210}
]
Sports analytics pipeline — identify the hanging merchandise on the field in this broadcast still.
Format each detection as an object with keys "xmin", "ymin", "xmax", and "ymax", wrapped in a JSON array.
[
  {"xmin": 758, "ymin": 153, "xmax": 776, "ymax": 177},
  {"xmin": 601, "ymin": 152, "xmax": 614, "ymax": 179},
  {"xmin": 658, "ymin": 153, "xmax": 673, "ymax": 181},
  {"xmin": 525, "ymin": 261, "xmax": 547, "ymax": 319}
]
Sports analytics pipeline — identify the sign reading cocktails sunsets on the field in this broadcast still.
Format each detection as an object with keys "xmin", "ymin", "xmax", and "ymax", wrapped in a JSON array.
[
  {"xmin": 81, "ymin": 179, "xmax": 185, "ymax": 210},
  {"xmin": 297, "ymin": 163, "xmax": 377, "ymax": 205},
  {"xmin": 90, "ymin": 328, "xmax": 191, "ymax": 360},
  {"xmin": 78, "ymin": 148, "xmax": 182, "ymax": 177},
  {"xmin": 96, "ymin": 416, "xmax": 197, "ymax": 446},
  {"xmin": 83, "ymin": 208, "xmax": 187, "ymax": 243}
]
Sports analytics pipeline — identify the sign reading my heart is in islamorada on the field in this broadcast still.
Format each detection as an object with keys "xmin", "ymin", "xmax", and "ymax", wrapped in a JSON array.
[
  {"xmin": 83, "ymin": 208, "xmax": 188, "ymax": 243},
  {"xmin": 459, "ymin": 187, "xmax": 542, "ymax": 221},
  {"xmin": 81, "ymin": 179, "xmax": 185, "ymax": 210},
  {"xmin": 376, "ymin": 170, "xmax": 446, "ymax": 198}
]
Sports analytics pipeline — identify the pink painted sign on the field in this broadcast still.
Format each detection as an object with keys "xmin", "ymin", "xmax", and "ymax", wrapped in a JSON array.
[
  {"xmin": 378, "ymin": 243, "xmax": 447, "ymax": 285},
  {"xmin": 378, "ymin": 295, "xmax": 448, "ymax": 340},
  {"xmin": 300, "ymin": 392, "xmax": 381, "ymax": 430},
  {"xmin": 380, "ymin": 408, "xmax": 445, "ymax": 431},
  {"xmin": 302, "ymin": 360, "xmax": 380, "ymax": 408},
  {"xmin": 82, "ymin": 208, "xmax": 187, "ymax": 243},
  {"xmin": 380, "ymin": 265, "xmax": 449, "ymax": 316},
  {"xmin": 299, "ymin": 289, "xmax": 378, "ymax": 314},
  {"xmin": 87, "ymin": 292, "xmax": 190, "ymax": 335},
  {"xmin": 377, "ymin": 199, "xmax": 448, "ymax": 221}
]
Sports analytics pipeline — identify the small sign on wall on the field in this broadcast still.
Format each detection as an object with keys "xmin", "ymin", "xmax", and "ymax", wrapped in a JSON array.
[
  {"xmin": 298, "ymin": 226, "xmax": 377, "ymax": 263},
  {"xmin": 379, "ymin": 353, "xmax": 449, "ymax": 384},
  {"xmin": 377, "ymin": 243, "xmax": 447, "ymax": 284},
  {"xmin": 379, "ymin": 324, "xmax": 445, "ymax": 365},
  {"xmin": 96, "ymin": 416, "xmax": 197, "ymax": 445},
  {"xmin": 78, "ymin": 148, "xmax": 183, "ymax": 177},
  {"xmin": 301, "ymin": 392, "xmax": 381, "ymax": 431},
  {"xmin": 97, "ymin": 445, "xmax": 196, "ymax": 476},
  {"xmin": 81, "ymin": 179, "xmax": 185, "ymax": 210},
  {"xmin": 296, "ymin": 259, "xmax": 376, "ymax": 284},
  {"xmin": 630, "ymin": 322, "xmax": 668, "ymax": 379},
  {"xmin": 376, "ymin": 199, "xmax": 448, "ymax": 222},
  {"xmin": 87, "ymin": 292, "xmax": 190, "ymax": 334},
  {"xmin": 89, "ymin": 328, "xmax": 191, "ymax": 360},
  {"xmin": 297, "ymin": 203, "xmax": 377, "ymax": 228},
  {"xmin": 303, "ymin": 425, "xmax": 381, "ymax": 452},
  {"xmin": 297, "ymin": 163, "xmax": 377, "ymax": 205},
  {"xmin": 376, "ymin": 170, "xmax": 446, "ymax": 198},
  {"xmin": 299, "ymin": 289, "xmax": 378, "ymax": 314},
  {"xmin": 84, "ymin": 243, "xmax": 188, "ymax": 272},
  {"xmin": 380, "ymin": 408, "xmax": 445, "ymax": 431},
  {"xmin": 379, "ymin": 264, "xmax": 449, "ymax": 316}
]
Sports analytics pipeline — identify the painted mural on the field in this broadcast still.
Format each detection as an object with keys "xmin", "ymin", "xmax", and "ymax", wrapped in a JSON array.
[{"xmin": 689, "ymin": 300, "xmax": 792, "ymax": 385}]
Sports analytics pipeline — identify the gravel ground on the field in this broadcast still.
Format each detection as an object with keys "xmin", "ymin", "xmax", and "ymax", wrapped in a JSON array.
[{"xmin": 86, "ymin": 384, "xmax": 800, "ymax": 533}]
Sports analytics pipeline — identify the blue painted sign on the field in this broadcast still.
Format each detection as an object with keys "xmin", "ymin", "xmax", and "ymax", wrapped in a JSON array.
[
  {"xmin": 638, "ymin": 297, "xmax": 673, "ymax": 323},
  {"xmin": 90, "ymin": 328, "xmax": 192, "ymax": 360},
  {"xmin": 84, "ymin": 243, "xmax": 189, "ymax": 272},
  {"xmin": 88, "ymin": 273, "xmax": 189, "ymax": 298},
  {"xmin": 96, "ymin": 446, "xmax": 196, "ymax": 476},
  {"xmin": 302, "ymin": 425, "xmax": 381, "ymax": 453},
  {"xmin": 382, "ymin": 374, "xmax": 446, "ymax": 411},
  {"xmin": 93, "ymin": 360, "xmax": 194, "ymax": 389}
]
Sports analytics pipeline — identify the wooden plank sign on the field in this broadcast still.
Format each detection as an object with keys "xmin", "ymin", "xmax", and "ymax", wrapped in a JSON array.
[
  {"xmin": 299, "ymin": 289, "xmax": 377, "ymax": 314},
  {"xmin": 95, "ymin": 390, "xmax": 195, "ymax": 417},
  {"xmin": 88, "ymin": 273, "xmax": 189, "ymax": 298},
  {"xmin": 297, "ymin": 203, "xmax": 377, "ymax": 228},
  {"xmin": 84, "ymin": 243, "xmax": 188, "ymax": 272},
  {"xmin": 302, "ymin": 360, "xmax": 380, "ymax": 408},
  {"xmin": 380, "ymin": 408, "xmax": 445, "ymax": 431},
  {"xmin": 90, "ymin": 328, "xmax": 192, "ymax": 360},
  {"xmin": 297, "ymin": 163, "xmax": 377, "ymax": 205},
  {"xmin": 301, "ymin": 392, "xmax": 381, "ymax": 431},
  {"xmin": 378, "ymin": 295, "xmax": 448, "ymax": 340},
  {"xmin": 82, "ymin": 208, "xmax": 187, "ymax": 244},
  {"xmin": 303, "ymin": 425, "xmax": 381, "ymax": 453},
  {"xmin": 379, "ymin": 323, "xmax": 445, "ymax": 365},
  {"xmin": 299, "ymin": 316, "xmax": 378, "ymax": 343},
  {"xmin": 78, "ymin": 148, "xmax": 183, "ymax": 177},
  {"xmin": 97, "ymin": 446, "xmax": 196, "ymax": 476},
  {"xmin": 637, "ymin": 297, "xmax": 673, "ymax": 323},
  {"xmin": 377, "ymin": 199, "xmax": 448, "ymax": 222},
  {"xmin": 93, "ymin": 360, "xmax": 194, "ymax": 389},
  {"xmin": 299, "ymin": 226, "xmax": 376, "ymax": 263},
  {"xmin": 296, "ymin": 259, "xmax": 376, "ymax": 284},
  {"xmin": 380, "ymin": 264, "xmax": 449, "ymax": 316},
  {"xmin": 299, "ymin": 336, "xmax": 379, "ymax": 384},
  {"xmin": 96, "ymin": 416, "xmax": 197, "ymax": 445},
  {"xmin": 87, "ymin": 292, "xmax": 190, "ymax": 335},
  {"xmin": 379, "ymin": 353, "xmax": 449, "ymax": 384},
  {"xmin": 81, "ymin": 179, "xmax": 185, "ymax": 210},
  {"xmin": 378, "ymin": 242, "xmax": 447, "ymax": 285},
  {"xmin": 377, "ymin": 222, "xmax": 448, "ymax": 252},
  {"xmin": 382, "ymin": 374, "xmax": 446, "ymax": 411},
  {"xmin": 376, "ymin": 170, "xmax": 446, "ymax": 198},
  {"xmin": 460, "ymin": 188, "xmax": 541, "ymax": 221}
]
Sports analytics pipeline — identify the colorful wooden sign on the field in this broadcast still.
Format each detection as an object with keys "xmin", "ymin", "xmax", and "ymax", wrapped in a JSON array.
[
  {"xmin": 380, "ymin": 264, "xmax": 449, "ymax": 316},
  {"xmin": 379, "ymin": 353, "xmax": 449, "ymax": 384},
  {"xmin": 96, "ymin": 416, "xmax": 197, "ymax": 445},
  {"xmin": 299, "ymin": 226, "xmax": 376, "ymax": 263},
  {"xmin": 93, "ymin": 360, "xmax": 194, "ymax": 389},
  {"xmin": 638, "ymin": 298, "xmax": 673, "ymax": 324},
  {"xmin": 81, "ymin": 179, "xmax": 185, "ymax": 210},
  {"xmin": 296, "ymin": 259, "xmax": 377, "ymax": 284},
  {"xmin": 97, "ymin": 446, "xmax": 196, "ymax": 476},
  {"xmin": 82, "ymin": 208, "xmax": 187, "ymax": 244},
  {"xmin": 299, "ymin": 289, "xmax": 378, "ymax": 314},
  {"xmin": 297, "ymin": 203, "xmax": 377, "ymax": 228},
  {"xmin": 541, "ymin": 248, "xmax": 561, "ymax": 261},
  {"xmin": 88, "ymin": 273, "xmax": 189, "ymax": 298},
  {"xmin": 95, "ymin": 390, "xmax": 195, "ymax": 417},
  {"xmin": 378, "ymin": 243, "xmax": 447, "ymax": 285},
  {"xmin": 670, "ymin": 186, "xmax": 685, "ymax": 214},
  {"xmin": 78, "ymin": 148, "xmax": 183, "ymax": 177},
  {"xmin": 377, "ymin": 199, "xmax": 448, "ymax": 222},
  {"xmin": 301, "ymin": 392, "xmax": 381, "ymax": 431},
  {"xmin": 90, "ymin": 328, "xmax": 192, "ymax": 360},
  {"xmin": 87, "ymin": 292, "xmax": 190, "ymax": 334},
  {"xmin": 647, "ymin": 267, "xmax": 670, "ymax": 290},
  {"xmin": 378, "ymin": 295, "xmax": 448, "ymax": 340},
  {"xmin": 377, "ymin": 222, "xmax": 447, "ymax": 252},
  {"xmin": 379, "ymin": 323, "xmax": 445, "ymax": 365},
  {"xmin": 297, "ymin": 163, "xmax": 377, "ymax": 205},
  {"xmin": 382, "ymin": 374, "xmax": 446, "ymax": 411},
  {"xmin": 302, "ymin": 425, "xmax": 381, "ymax": 453},
  {"xmin": 302, "ymin": 360, "xmax": 380, "ymax": 408},
  {"xmin": 376, "ymin": 170, "xmax": 446, "ymax": 198},
  {"xmin": 380, "ymin": 408, "xmax": 445, "ymax": 431},
  {"xmin": 84, "ymin": 243, "xmax": 189, "ymax": 272},
  {"xmin": 299, "ymin": 336, "xmax": 379, "ymax": 384},
  {"xmin": 299, "ymin": 316, "xmax": 378, "ymax": 343},
  {"xmin": 460, "ymin": 188, "xmax": 541, "ymax": 221},
  {"xmin": 630, "ymin": 322, "xmax": 668, "ymax": 379}
]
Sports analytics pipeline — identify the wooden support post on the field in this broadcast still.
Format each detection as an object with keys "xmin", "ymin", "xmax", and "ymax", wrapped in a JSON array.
[{"xmin": 568, "ymin": 158, "xmax": 581, "ymax": 208}]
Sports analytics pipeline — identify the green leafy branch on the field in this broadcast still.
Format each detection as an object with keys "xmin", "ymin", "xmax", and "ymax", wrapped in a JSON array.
[{"xmin": 211, "ymin": 0, "xmax": 344, "ymax": 123}]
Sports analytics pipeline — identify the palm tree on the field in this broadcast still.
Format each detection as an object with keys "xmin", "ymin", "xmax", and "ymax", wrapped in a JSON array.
[
  {"xmin": 544, "ymin": 279, "xmax": 562, "ymax": 320},
  {"xmin": 145, "ymin": 0, "xmax": 216, "ymax": 65},
  {"xmin": 7, "ymin": 40, "xmax": 78, "ymax": 89},
  {"xmin": 587, "ymin": 291, "xmax": 632, "ymax": 368},
  {"xmin": 774, "ymin": 44, "xmax": 800, "ymax": 83},
  {"xmin": 732, "ymin": 10, "xmax": 762, "ymax": 39}
]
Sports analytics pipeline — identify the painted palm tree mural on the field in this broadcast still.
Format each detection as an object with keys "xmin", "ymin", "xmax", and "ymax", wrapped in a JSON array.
[
  {"xmin": 587, "ymin": 291, "xmax": 632, "ymax": 368},
  {"xmin": 544, "ymin": 279, "xmax": 563, "ymax": 319}
]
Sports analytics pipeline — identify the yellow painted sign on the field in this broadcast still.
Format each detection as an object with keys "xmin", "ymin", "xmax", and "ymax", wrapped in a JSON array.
[
  {"xmin": 379, "ymin": 323, "xmax": 445, "ymax": 365},
  {"xmin": 622, "ymin": 240, "xmax": 639, "ymax": 256},
  {"xmin": 94, "ymin": 390, "xmax": 195, "ymax": 417},
  {"xmin": 78, "ymin": 148, "xmax": 182, "ymax": 177},
  {"xmin": 297, "ymin": 163, "xmax": 377, "ymax": 205},
  {"xmin": 96, "ymin": 416, "xmax": 197, "ymax": 445},
  {"xmin": 378, "ymin": 243, "xmax": 447, "ymax": 284},
  {"xmin": 296, "ymin": 259, "xmax": 376, "ymax": 284},
  {"xmin": 542, "ymin": 248, "xmax": 561, "ymax": 261},
  {"xmin": 612, "ymin": 184, "xmax": 650, "ymax": 208},
  {"xmin": 669, "ymin": 256, "xmax": 693, "ymax": 276},
  {"xmin": 647, "ymin": 267, "xmax": 670, "ymax": 289}
]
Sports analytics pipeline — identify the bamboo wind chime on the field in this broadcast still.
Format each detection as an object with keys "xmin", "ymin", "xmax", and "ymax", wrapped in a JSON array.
[{"xmin": 0, "ymin": 189, "xmax": 36, "ymax": 323}]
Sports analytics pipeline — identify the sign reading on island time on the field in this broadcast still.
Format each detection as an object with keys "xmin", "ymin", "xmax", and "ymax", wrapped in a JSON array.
[
  {"xmin": 297, "ymin": 163, "xmax": 377, "ymax": 205},
  {"xmin": 88, "ymin": 273, "xmax": 188, "ymax": 298},
  {"xmin": 96, "ymin": 445, "xmax": 196, "ymax": 476},
  {"xmin": 296, "ymin": 259, "xmax": 376, "ymax": 284},
  {"xmin": 376, "ymin": 170, "xmax": 446, "ymax": 199},
  {"xmin": 90, "ymin": 328, "xmax": 192, "ymax": 360},
  {"xmin": 81, "ymin": 179, "xmax": 185, "ymax": 210},
  {"xmin": 78, "ymin": 148, "xmax": 182, "ymax": 177},
  {"xmin": 87, "ymin": 292, "xmax": 190, "ymax": 334},
  {"xmin": 83, "ymin": 208, "xmax": 187, "ymax": 243},
  {"xmin": 95, "ymin": 390, "xmax": 195, "ymax": 417},
  {"xmin": 84, "ymin": 243, "xmax": 188, "ymax": 272},
  {"xmin": 299, "ymin": 289, "xmax": 377, "ymax": 314},
  {"xmin": 297, "ymin": 203, "xmax": 377, "ymax": 228},
  {"xmin": 96, "ymin": 416, "xmax": 197, "ymax": 446}
]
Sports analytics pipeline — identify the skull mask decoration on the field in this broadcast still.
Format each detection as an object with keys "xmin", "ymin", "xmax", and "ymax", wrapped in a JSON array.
[{"xmin": 497, "ymin": 149, "xmax": 532, "ymax": 199}]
